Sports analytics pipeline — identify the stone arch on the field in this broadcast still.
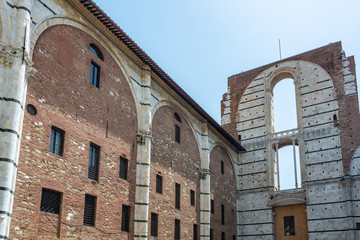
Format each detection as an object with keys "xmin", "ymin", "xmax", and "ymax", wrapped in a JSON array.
[
  {"xmin": 210, "ymin": 142, "xmax": 237, "ymax": 176},
  {"xmin": 29, "ymin": 15, "xmax": 139, "ymax": 117}
]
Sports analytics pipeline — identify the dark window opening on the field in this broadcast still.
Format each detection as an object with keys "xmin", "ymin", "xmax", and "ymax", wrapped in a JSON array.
[
  {"xmin": 156, "ymin": 174, "xmax": 163, "ymax": 194},
  {"xmin": 233, "ymin": 235, "xmax": 235, "ymax": 240},
  {"xmin": 151, "ymin": 213, "xmax": 158, "ymax": 237},
  {"xmin": 49, "ymin": 126, "xmax": 65, "ymax": 156},
  {"xmin": 88, "ymin": 143, "xmax": 100, "ymax": 181},
  {"xmin": 333, "ymin": 114, "xmax": 339, "ymax": 126},
  {"xmin": 119, "ymin": 157, "xmax": 128, "ymax": 180},
  {"xmin": 174, "ymin": 112, "xmax": 181, "ymax": 122},
  {"xmin": 210, "ymin": 229, "xmax": 213, "ymax": 240},
  {"xmin": 121, "ymin": 205, "xmax": 131, "ymax": 232},
  {"xmin": 221, "ymin": 160, "xmax": 224, "ymax": 174},
  {"xmin": 175, "ymin": 183, "xmax": 180, "ymax": 209},
  {"xmin": 175, "ymin": 125, "xmax": 180, "ymax": 143},
  {"xmin": 175, "ymin": 219, "xmax": 180, "ymax": 240},
  {"xmin": 356, "ymin": 222, "xmax": 360, "ymax": 230},
  {"xmin": 284, "ymin": 216, "xmax": 295, "ymax": 236},
  {"xmin": 193, "ymin": 224, "xmax": 198, "ymax": 240},
  {"xmin": 211, "ymin": 199, "xmax": 214, "ymax": 214},
  {"xmin": 26, "ymin": 104, "xmax": 37, "ymax": 116},
  {"xmin": 238, "ymin": 135, "xmax": 241, "ymax": 141},
  {"xmin": 190, "ymin": 190, "xmax": 195, "ymax": 206},
  {"xmin": 90, "ymin": 61, "xmax": 100, "ymax": 88},
  {"xmin": 221, "ymin": 204, "xmax": 225, "ymax": 225},
  {"xmin": 88, "ymin": 44, "xmax": 103, "ymax": 60},
  {"xmin": 40, "ymin": 189, "xmax": 61, "ymax": 214},
  {"xmin": 83, "ymin": 194, "xmax": 96, "ymax": 226},
  {"xmin": 222, "ymin": 232, "xmax": 225, "ymax": 240}
]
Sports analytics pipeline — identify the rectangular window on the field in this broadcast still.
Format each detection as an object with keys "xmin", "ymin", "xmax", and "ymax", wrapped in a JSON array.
[
  {"xmin": 121, "ymin": 205, "xmax": 131, "ymax": 232},
  {"xmin": 190, "ymin": 189, "xmax": 195, "ymax": 206},
  {"xmin": 193, "ymin": 224, "xmax": 198, "ymax": 240},
  {"xmin": 174, "ymin": 219, "xmax": 180, "ymax": 240},
  {"xmin": 49, "ymin": 127, "xmax": 64, "ymax": 156},
  {"xmin": 175, "ymin": 125, "xmax": 180, "ymax": 143},
  {"xmin": 88, "ymin": 143, "xmax": 100, "ymax": 181},
  {"xmin": 284, "ymin": 216, "xmax": 295, "ymax": 236},
  {"xmin": 40, "ymin": 189, "xmax": 61, "ymax": 214},
  {"xmin": 151, "ymin": 213, "xmax": 158, "ymax": 237},
  {"xmin": 221, "ymin": 160, "xmax": 224, "ymax": 174},
  {"xmin": 83, "ymin": 194, "xmax": 96, "ymax": 226},
  {"xmin": 210, "ymin": 229, "xmax": 213, "ymax": 240},
  {"xmin": 175, "ymin": 183, "xmax": 181, "ymax": 209},
  {"xmin": 222, "ymin": 232, "xmax": 225, "ymax": 240},
  {"xmin": 119, "ymin": 157, "xmax": 128, "ymax": 180},
  {"xmin": 90, "ymin": 61, "xmax": 100, "ymax": 88},
  {"xmin": 156, "ymin": 174, "xmax": 163, "ymax": 194},
  {"xmin": 221, "ymin": 204, "xmax": 225, "ymax": 225},
  {"xmin": 233, "ymin": 235, "xmax": 235, "ymax": 240},
  {"xmin": 211, "ymin": 199, "xmax": 214, "ymax": 214}
]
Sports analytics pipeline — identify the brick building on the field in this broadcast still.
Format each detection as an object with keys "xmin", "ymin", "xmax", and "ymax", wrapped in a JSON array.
[{"xmin": 0, "ymin": 1, "xmax": 359, "ymax": 240}]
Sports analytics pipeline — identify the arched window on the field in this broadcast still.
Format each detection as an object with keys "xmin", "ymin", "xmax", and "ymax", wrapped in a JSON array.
[
  {"xmin": 88, "ymin": 44, "xmax": 103, "ymax": 60},
  {"xmin": 174, "ymin": 112, "xmax": 181, "ymax": 122}
]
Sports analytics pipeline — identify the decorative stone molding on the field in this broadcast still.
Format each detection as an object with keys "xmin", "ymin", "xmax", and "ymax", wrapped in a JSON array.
[
  {"xmin": 199, "ymin": 168, "xmax": 210, "ymax": 180},
  {"xmin": 268, "ymin": 189, "xmax": 306, "ymax": 207},
  {"xmin": 136, "ymin": 130, "xmax": 152, "ymax": 144}
]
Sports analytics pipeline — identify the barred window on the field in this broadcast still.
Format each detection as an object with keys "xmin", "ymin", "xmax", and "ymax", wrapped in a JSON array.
[
  {"xmin": 175, "ymin": 125, "xmax": 180, "ymax": 143},
  {"xmin": 211, "ymin": 199, "xmax": 214, "ymax": 214},
  {"xmin": 40, "ymin": 189, "xmax": 61, "ymax": 214},
  {"xmin": 151, "ymin": 213, "xmax": 158, "ymax": 237},
  {"xmin": 193, "ymin": 224, "xmax": 198, "ymax": 240},
  {"xmin": 49, "ymin": 127, "xmax": 64, "ymax": 156},
  {"xmin": 221, "ymin": 204, "xmax": 225, "ymax": 225},
  {"xmin": 174, "ymin": 219, "xmax": 180, "ymax": 240},
  {"xmin": 190, "ymin": 189, "xmax": 195, "ymax": 206},
  {"xmin": 156, "ymin": 174, "xmax": 163, "ymax": 194},
  {"xmin": 83, "ymin": 194, "xmax": 96, "ymax": 226},
  {"xmin": 88, "ymin": 143, "xmax": 100, "ymax": 181},
  {"xmin": 90, "ymin": 61, "xmax": 100, "ymax": 88},
  {"xmin": 119, "ymin": 157, "xmax": 128, "ymax": 180},
  {"xmin": 175, "ymin": 183, "xmax": 180, "ymax": 209},
  {"xmin": 284, "ymin": 216, "xmax": 295, "ymax": 236},
  {"xmin": 121, "ymin": 205, "xmax": 131, "ymax": 232}
]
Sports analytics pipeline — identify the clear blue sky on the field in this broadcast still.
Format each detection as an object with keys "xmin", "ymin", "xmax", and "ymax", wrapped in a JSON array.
[{"xmin": 94, "ymin": 0, "xmax": 360, "ymax": 123}]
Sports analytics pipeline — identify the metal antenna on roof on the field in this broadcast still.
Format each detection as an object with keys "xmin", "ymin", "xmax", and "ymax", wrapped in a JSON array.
[{"xmin": 279, "ymin": 39, "xmax": 282, "ymax": 60}]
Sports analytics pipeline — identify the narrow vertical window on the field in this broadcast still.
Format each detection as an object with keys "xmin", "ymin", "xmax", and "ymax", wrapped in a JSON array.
[
  {"xmin": 88, "ymin": 143, "xmax": 100, "ymax": 181},
  {"xmin": 233, "ymin": 235, "xmax": 235, "ymax": 240},
  {"xmin": 49, "ymin": 127, "xmax": 64, "ymax": 156},
  {"xmin": 121, "ymin": 205, "xmax": 131, "ymax": 232},
  {"xmin": 193, "ymin": 224, "xmax": 198, "ymax": 240},
  {"xmin": 83, "ymin": 194, "xmax": 96, "ymax": 226},
  {"xmin": 221, "ymin": 160, "xmax": 224, "ymax": 174},
  {"xmin": 284, "ymin": 216, "xmax": 295, "ymax": 236},
  {"xmin": 156, "ymin": 174, "xmax": 163, "ymax": 194},
  {"xmin": 40, "ymin": 189, "xmax": 61, "ymax": 214},
  {"xmin": 190, "ymin": 189, "xmax": 195, "ymax": 206},
  {"xmin": 90, "ymin": 61, "xmax": 100, "ymax": 88},
  {"xmin": 119, "ymin": 157, "xmax": 128, "ymax": 180},
  {"xmin": 151, "ymin": 213, "xmax": 158, "ymax": 237},
  {"xmin": 222, "ymin": 232, "xmax": 225, "ymax": 240},
  {"xmin": 174, "ymin": 219, "xmax": 180, "ymax": 240},
  {"xmin": 211, "ymin": 199, "xmax": 214, "ymax": 214},
  {"xmin": 175, "ymin": 125, "xmax": 180, "ymax": 143},
  {"xmin": 175, "ymin": 183, "xmax": 180, "ymax": 209},
  {"xmin": 221, "ymin": 204, "xmax": 225, "ymax": 225},
  {"xmin": 210, "ymin": 229, "xmax": 213, "ymax": 240}
]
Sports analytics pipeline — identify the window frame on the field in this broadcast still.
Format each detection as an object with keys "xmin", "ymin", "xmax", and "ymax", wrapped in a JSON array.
[
  {"xmin": 121, "ymin": 205, "xmax": 131, "ymax": 232},
  {"xmin": 90, "ymin": 60, "xmax": 101, "ymax": 88},
  {"xmin": 174, "ymin": 219, "xmax": 181, "ymax": 240},
  {"xmin": 150, "ymin": 212, "xmax": 158, "ymax": 237},
  {"xmin": 190, "ymin": 189, "xmax": 195, "ymax": 206},
  {"xmin": 284, "ymin": 216, "xmax": 295, "ymax": 236},
  {"xmin": 49, "ymin": 126, "xmax": 65, "ymax": 156},
  {"xmin": 83, "ymin": 194, "xmax": 96, "ymax": 227},
  {"xmin": 175, "ymin": 124, "xmax": 180, "ymax": 143},
  {"xmin": 40, "ymin": 188, "xmax": 62, "ymax": 215},
  {"xmin": 119, "ymin": 156, "xmax": 128, "ymax": 180},
  {"xmin": 88, "ymin": 143, "xmax": 100, "ymax": 182},
  {"xmin": 175, "ymin": 183, "xmax": 181, "ymax": 209},
  {"xmin": 156, "ymin": 174, "xmax": 163, "ymax": 194}
]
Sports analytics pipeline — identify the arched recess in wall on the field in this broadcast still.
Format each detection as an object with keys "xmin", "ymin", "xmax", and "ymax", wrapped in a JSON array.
[
  {"xmin": 30, "ymin": 20, "xmax": 138, "ymax": 142},
  {"xmin": 29, "ymin": 15, "xmax": 139, "ymax": 118},
  {"xmin": 150, "ymin": 105, "xmax": 201, "ymax": 239},
  {"xmin": 209, "ymin": 145, "xmax": 237, "ymax": 238}
]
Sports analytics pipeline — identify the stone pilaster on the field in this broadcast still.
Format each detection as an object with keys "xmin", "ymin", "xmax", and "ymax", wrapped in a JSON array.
[
  {"xmin": 199, "ymin": 122, "xmax": 211, "ymax": 240},
  {"xmin": 134, "ymin": 65, "xmax": 152, "ymax": 239},
  {"xmin": 0, "ymin": 0, "xmax": 34, "ymax": 238}
]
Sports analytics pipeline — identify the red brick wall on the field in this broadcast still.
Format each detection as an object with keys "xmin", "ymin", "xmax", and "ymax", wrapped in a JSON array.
[
  {"xmin": 149, "ymin": 106, "xmax": 201, "ymax": 239},
  {"xmin": 11, "ymin": 25, "xmax": 137, "ymax": 239},
  {"xmin": 210, "ymin": 146, "xmax": 237, "ymax": 239},
  {"xmin": 222, "ymin": 42, "xmax": 360, "ymax": 172}
]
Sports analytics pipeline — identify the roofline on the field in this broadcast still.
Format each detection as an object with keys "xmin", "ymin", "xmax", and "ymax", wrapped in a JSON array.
[{"xmin": 78, "ymin": 0, "xmax": 245, "ymax": 152}]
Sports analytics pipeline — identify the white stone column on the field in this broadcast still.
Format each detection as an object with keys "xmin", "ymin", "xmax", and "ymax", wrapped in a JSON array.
[
  {"xmin": 133, "ymin": 66, "xmax": 152, "ymax": 239},
  {"xmin": 0, "ymin": 0, "xmax": 34, "ymax": 238},
  {"xmin": 199, "ymin": 122, "xmax": 211, "ymax": 240}
]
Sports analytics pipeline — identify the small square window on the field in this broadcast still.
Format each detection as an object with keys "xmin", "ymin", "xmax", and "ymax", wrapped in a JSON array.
[
  {"xmin": 40, "ymin": 189, "xmax": 61, "ymax": 214},
  {"xmin": 190, "ymin": 190, "xmax": 195, "ymax": 206},
  {"xmin": 175, "ymin": 125, "xmax": 180, "ymax": 143},
  {"xmin": 284, "ymin": 216, "xmax": 295, "ymax": 236},
  {"xmin": 83, "ymin": 194, "xmax": 96, "ymax": 226},
  {"xmin": 119, "ymin": 157, "xmax": 128, "ymax": 180},
  {"xmin": 90, "ymin": 61, "xmax": 100, "ymax": 88},
  {"xmin": 49, "ymin": 127, "xmax": 64, "ymax": 156},
  {"xmin": 121, "ymin": 205, "xmax": 131, "ymax": 232},
  {"xmin": 156, "ymin": 174, "xmax": 163, "ymax": 194},
  {"xmin": 151, "ymin": 213, "xmax": 158, "ymax": 237}
]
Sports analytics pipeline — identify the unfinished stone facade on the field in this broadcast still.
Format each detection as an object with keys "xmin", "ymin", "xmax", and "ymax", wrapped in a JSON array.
[
  {"xmin": 0, "ymin": 1, "xmax": 359, "ymax": 240},
  {"xmin": 222, "ymin": 42, "xmax": 360, "ymax": 239}
]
